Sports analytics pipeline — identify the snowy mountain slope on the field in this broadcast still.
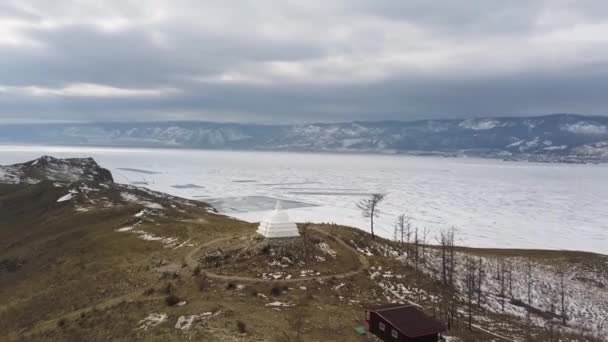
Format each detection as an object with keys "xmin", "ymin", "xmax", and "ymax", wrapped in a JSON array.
[
  {"xmin": 2, "ymin": 114, "xmax": 608, "ymax": 161},
  {"xmin": 0, "ymin": 156, "xmax": 114, "ymax": 185}
]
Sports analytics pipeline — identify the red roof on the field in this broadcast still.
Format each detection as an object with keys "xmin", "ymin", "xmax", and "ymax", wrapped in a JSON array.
[{"xmin": 368, "ymin": 304, "xmax": 446, "ymax": 337}]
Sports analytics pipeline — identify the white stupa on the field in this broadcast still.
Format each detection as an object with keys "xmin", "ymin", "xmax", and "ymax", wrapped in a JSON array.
[{"xmin": 257, "ymin": 201, "xmax": 300, "ymax": 238}]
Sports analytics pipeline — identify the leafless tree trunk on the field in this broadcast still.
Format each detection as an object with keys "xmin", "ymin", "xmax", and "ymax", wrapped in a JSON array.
[
  {"xmin": 440, "ymin": 230, "xmax": 448, "ymax": 285},
  {"xmin": 300, "ymin": 223, "xmax": 310, "ymax": 265},
  {"xmin": 464, "ymin": 257, "xmax": 476, "ymax": 330},
  {"xmin": 499, "ymin": 261, "xmax": 506, "ymax": 312},
  {"xmin": 357, "ymin": 193, "xmax": 385, "ymax": 239},
  {"xmin": 282, "ymin": 300, "xmax": 308, "ymax": 342},
  {"xmin": 438, "ymin": 228, "xmax": 456, "ymax": 287},
  {"xmin": 421, "ymin": 227, "xmax": 429, "ymax": 262},
  {"xmin": 508, "ymin": 259, "xmax": 513, "ymax": 298},
  {"xmin": 414, "ymin": 226, "xmax": 420, "ymax": 274},
  {"xmin": 526, "ymin": 259, "xmax": 533, "ymax": 306},
  {"xmin": 393, "ymin": 222, "xmax": 399, "ymax": 243},
  {"xmin": 405, "ymin": 216, "xmax": 412, "ymax": 260},
  {"xmin": 448, "ymin": 228, "xmax": 456, "ymax": 287},
  {"xmin": 560, "ymin": 272, "xmax": 567, "ymax": 326},
  {"xmin": 477, "ymin": 257, "xmax": 483, "ymax": 308}
]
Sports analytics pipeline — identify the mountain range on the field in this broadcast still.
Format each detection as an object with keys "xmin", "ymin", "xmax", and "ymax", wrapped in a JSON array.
[{"xmin": 2, "ymin": 114, "xmax": 608, "ymax": 162}]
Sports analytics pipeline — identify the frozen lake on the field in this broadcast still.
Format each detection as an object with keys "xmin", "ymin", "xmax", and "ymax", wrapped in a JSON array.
[{"xmin": 1, "ymin": 145, "xmax": 607, "ymax": 254}]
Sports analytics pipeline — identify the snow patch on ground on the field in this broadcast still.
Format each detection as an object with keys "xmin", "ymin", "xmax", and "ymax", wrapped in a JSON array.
[
  {"xmin": 317, "ymin": 242, "xmax": 337, "ymax": 258},
  {"xmin": 121, "ymin": 192, "xmax": 164, "ymax": 209},
  {"xmin": 136, "ymin": 313, "xmax": 167, "ymax": 330},
  {"xmin": 265, "ymin": 301, "xmax": 294, "ymax": 307},
  {"xmin": 115, "ymin": 219, "xmax": 191, "ymax": 248},
  {"xmin": 57, "ymin": 189, "xmax": 78, "ymax": 202},
  {"xmin": 175, "ymin": 315, "xmax": 198, "ymax": 330}
]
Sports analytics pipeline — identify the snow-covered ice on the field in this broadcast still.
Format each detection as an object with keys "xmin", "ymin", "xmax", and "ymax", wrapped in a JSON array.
[{"xmin": 0, "ymin": 145, "xmax": 606, "ymax": 254}]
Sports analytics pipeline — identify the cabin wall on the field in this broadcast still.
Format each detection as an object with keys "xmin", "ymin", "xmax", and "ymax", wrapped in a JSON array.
[{"xmin": 366, "ymin": 311, "xmax": 439, "ymax": 342}]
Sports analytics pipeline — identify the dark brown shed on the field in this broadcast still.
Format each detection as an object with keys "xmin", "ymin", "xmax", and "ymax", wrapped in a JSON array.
[{"xmin": 365, "ymin": 304, "xmax": 446, "ymax": 342}]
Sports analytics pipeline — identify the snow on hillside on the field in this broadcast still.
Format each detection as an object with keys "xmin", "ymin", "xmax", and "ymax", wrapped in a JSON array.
[
  {"xmin": 562, "ymin": 122, "xmax": 608, "ymax": 135},
  {"xmin": 419, "ymin": 251, "xmax": 608, "ymax": 339},
  {"xmin": 458, "ymin": 119, "xmax": 507, "ymax": 130},
  {"xmin": 0, "ymin": 156, "xmax": 113, "ymax": 185}
]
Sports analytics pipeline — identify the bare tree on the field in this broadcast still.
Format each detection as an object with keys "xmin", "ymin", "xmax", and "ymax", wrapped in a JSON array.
[
  {"xmin": 405, "ymin": 215, "xmax": 412, "ymax": 259},
  {"xmin": 414, "ymin": 226, "xmax": 420, "ymax": 274},
  {"xmin": 438, "ymin": 227, "xmax": 456, "ymax": 287},
  {"xmin": 526, "ymin": 259, "xmax": 533, "ymax": 306},
  {"xmin": 477, "ymin": 257, "xmax": 484, "ymax": 308},
  {"xmin": 464, "ymin": 256, "xmax": 476, "ymax": 330},
  {"xmin": 300, "ymin": 223, "xmax": 310, "ymax": 265},
  {"xmin": 281, "ymin": 301, "xmax": 308, "ymax": 342},
  {"xmin": 439, "ymin": 230, "xmax": 449, "ymax": 286},
  {"xmin": 421, "ymin": 227, "xmax": 430, "ymax": 262},
  {"xmin": 395, "ymin": 214, "xmax": 405, "ymax": 246},
  {"xmin": 507, "ymin": 259, "xmax": 513, "ymax": 298},
  {"xmin": 357, "ymin": 193, "xmax": 385, "ymax": 239},
  {"xmin": 499, "ymin": 261, "xmax": 506, "ymax": 312},
  {"xmin": 559, "ymin": 271, "xmax": 567, "ymax": 326},
  {"xmin": 447, "ymin": 228, "xmax": 456, "ymax": 287},
  {"xmin": 392, "ymin": 221, "xmax": 399, "ymax": 244},
  {"xmin": 394, "ymin": 213, "xmax": 411, "ymax": 257}
]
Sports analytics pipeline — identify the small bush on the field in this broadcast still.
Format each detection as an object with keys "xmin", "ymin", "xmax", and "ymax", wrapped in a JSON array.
[
  {"xmin": 260, "ymin": 245, "xmax": 271, "ymax": 255},
  {"xmin": 192, "ymin": 265, "xmax": 201, "ymax": 276},
  {"xmin": 226, "ymin": 282, "xmax": 236, "ymax": 290},
  {"xmin": 270, "ymin": 286, "xmax": 282, "ymax": 296},
  {"xmin": 195, "ymin": 274, "xmax": 209, "ymax": 291},
  {"xmin": 161, "ymin": 282, "xmax": 174, "ymax": 294},
  {"xmin": 249, "ymin": 288, "xmax": 258, "ymax": 296},
  {"xmin": 236, "ymin": 320, "xmax": 247, "ymax": 333},
  {"xmin": 57, "ymin": 319, "xmax": 66, "ymax": 328},
  {"xmin": 143, "ymin": 287, "xmax": 155, "ymax": 296},
  {"xmin": 165, "ymin": 294, "xmax": 180, "ymax": 306}
]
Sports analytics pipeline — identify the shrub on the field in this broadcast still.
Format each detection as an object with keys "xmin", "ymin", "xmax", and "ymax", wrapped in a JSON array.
[
  {"xmin": 270, "ymin": 286, "xmax": 282, "ymax": 296},
  {"xmin": 143, "ymin": 287, "xmax": 155, "ymax": 296},
  {"xmin": 161, "ymin": 282, "xmax": 174, "ymax": 294},
  {"xmin": 165, "ymin": 294, "xmax": 180, "ymax": 306},
  {"xmin": 260, "ymin": 245, "xmax": 271, "ymax": 255},
  {"xmin": 192, "ymin": 265, "xmax": 201, "ymax": 276},
  {"xmin": 57, "ymin": 319, "xmax": 66, "ymax": 328},
  {"xmin": 249, "ymin": 288, "xmax": 258, "ymax": 296},
  {"xmin": 195, "ymin": 274, "xmax": 209, "ymax": 291},
  {"xmin": 236, "ymin": 320, "xmax": 247, "ymax": 334},
  {"xmin": 226, "ymin": 282, "xmax": 236, "ymax": 290}
]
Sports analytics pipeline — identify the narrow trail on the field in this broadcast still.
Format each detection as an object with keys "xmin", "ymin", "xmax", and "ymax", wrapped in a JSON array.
[{"xmin": 184, "ymin": 227, "xmax": 369, "ymax": 283}]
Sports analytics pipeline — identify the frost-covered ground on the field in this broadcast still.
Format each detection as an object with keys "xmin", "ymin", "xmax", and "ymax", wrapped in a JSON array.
[{"xmin": 0, "ymin": 145, "xmax": 607, "ymax": 254}]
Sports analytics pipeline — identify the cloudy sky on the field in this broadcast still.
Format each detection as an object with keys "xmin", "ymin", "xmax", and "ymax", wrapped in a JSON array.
[{"xmin": 1, "ymin": 0, "xmax": 608, "ymax": 123}]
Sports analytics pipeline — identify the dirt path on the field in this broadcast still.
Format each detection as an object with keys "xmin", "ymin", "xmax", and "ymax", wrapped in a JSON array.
[{"xmin": 184, "ymin": 227, "xmax": 369, "ymax": 283}]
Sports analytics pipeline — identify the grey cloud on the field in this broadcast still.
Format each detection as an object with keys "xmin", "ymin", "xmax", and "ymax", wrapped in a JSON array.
[{"xmin": 1, "ymin": 0, "xmax": 608, "ymax": 123}]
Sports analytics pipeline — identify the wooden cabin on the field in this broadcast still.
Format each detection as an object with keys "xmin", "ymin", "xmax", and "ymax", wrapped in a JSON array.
[{"xmin": 365, "ymin": 304, "xmax": 446, "ymax": 342}]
